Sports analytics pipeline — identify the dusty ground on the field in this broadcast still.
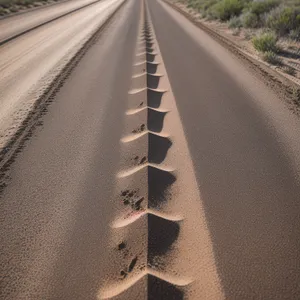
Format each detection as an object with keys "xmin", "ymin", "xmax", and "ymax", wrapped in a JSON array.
[{"xmin": 0, "ymin": 0, "xmax": 123, "ymax": 154}]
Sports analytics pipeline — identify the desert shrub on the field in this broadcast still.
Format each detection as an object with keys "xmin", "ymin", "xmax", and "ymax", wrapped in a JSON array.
[
  {"xmin": 252, "ymin": 31, "xmax": 278, "ymax": 52},
  {"xmin": 0, "ymin": 6, "xmax": 6, "ymax": 14},
  {"xmin": 0, "ymin": 0, "xmax": 37, "ymax": 5},
  {"xmin": 292, "ymin": 87, "xmax": 300, "ymax": 104},
  {"xmin": 250, "ymin": 0, "xmax": 280, "ymax": 15},
  {"xmin": 232, "ymin": 27, "xmax": 241, "ymax": 35},
  {"xmin": 194, "ymin": 0, "xmax": 220, "ymax": 18},
  {"xmin": 266, "ymin": 6, "xmax": 300, "ymax": 36},
  {"xmin": 206, "ymin": 11, "xmax": 218, "ymax": 20},
  {"xmin": 0, "ymin": 1, "xmax": 11, "ymax": 8},
  {"xmin": 188, "ymin": 0, "xmax": 200, "ymax": 10},
  {"xmin": 197, "ymin": 0, "xmax": 218, "ymax": 11},
  {"xmin": 187, "ymin": 2, "xmax": 195, "ymax": 9},
  {"xmin": 244, "ymin": 30, "xmax": 254, "ymax": 40},
  {"xmin": 241, "ymin": 11, "xmax": 259, "ymax": 28},
  {"xmin": 17, "ymin": 0, "xmax": 34, "ymax": 5},
  {"xmin": 282, "ymin": 65, "xmax": 296, "ymax": 76},
  {"xmin": 210, "ymin": 0, "xmax": 244, "ymax": 21},
  {"xmin": 203, "ymin": 0, "xmax": 218, "ymax": 10},
  {"xmin": 184, "ymin": 0, "xmax": 299, "ymax": 39},
  {"xmin": 199, "ymin": 11, "xmax": 206, "ymax": 18},
  {"xmin": 262, "ymin": 51, "xmax": 282, "ymax": 64},
  {"xmin": 9, "ymin": 6, "xmax": 18, "ymax": 12},
  {"xmin": 228, "ymin": 16, "xmax": 242, "ymax": 28},
  {"xmin": 187, "ymin": 0, "xmax": 199, "ymax": 9},
  {"xmin": 289, "ymin": 28, "xmax": 300, "ymax": 41}
]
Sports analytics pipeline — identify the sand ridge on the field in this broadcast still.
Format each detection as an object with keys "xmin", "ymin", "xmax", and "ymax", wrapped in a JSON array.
[{"xmin": 98, "ymin": 0, "xmax": 224, "ymax": 298}]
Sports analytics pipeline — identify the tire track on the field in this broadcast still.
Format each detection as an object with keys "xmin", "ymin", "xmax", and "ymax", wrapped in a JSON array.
[
  {"xmin": 0, "ymin": 0, "xmax": 126, "ymax": 194},
  {"xmin": 99, "ymin": 1, "xmax": 223, "ymax": 299}
]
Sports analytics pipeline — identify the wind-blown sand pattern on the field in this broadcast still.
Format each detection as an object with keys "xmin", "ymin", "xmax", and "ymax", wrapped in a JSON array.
[{"xmin": 98, "ymin": 1, "xmax": 224, "ymax": 298}]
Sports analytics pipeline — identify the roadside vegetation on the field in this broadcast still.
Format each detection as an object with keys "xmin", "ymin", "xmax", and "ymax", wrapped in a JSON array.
[
  {"xmin": 0, "ymin": 0, "xmax": 61, "ymax": 16},
  {"xmin": 252, "ymin": 31, "xmax": 278, "ymax": 52},
  {"xmin": 180, "ymin": 0, "xmax": 300, "ymax": 74},
  {"xmin": 185, "ymin": 0, "xmax": 300, "ymax": 37}
]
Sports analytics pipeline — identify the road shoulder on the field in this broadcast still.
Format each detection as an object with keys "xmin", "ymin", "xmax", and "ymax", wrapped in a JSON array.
[{"xmin": 163, "ymin": 0, "xmax": 300, "ymax": 115}]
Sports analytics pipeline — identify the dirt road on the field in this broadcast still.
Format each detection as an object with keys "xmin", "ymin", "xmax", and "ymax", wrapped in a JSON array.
[
  {"xmin": 0, "ymin": 0, "xmax": 300, "ymax": 299},
  {"xmin": 0, "ymin": 0, "xmax": 107, "ymax": 44},
  {"xmin": 0, "ymin": 0, "xmax": 123, "ymax": 149}
]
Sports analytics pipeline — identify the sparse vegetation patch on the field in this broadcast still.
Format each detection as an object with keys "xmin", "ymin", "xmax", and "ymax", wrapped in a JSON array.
[
  {"xmin": 262, "ymin": 50, "xmax": 282, "ymax": 65},
  {"xmin": 252, "ymin": 31, "xmax": 278, "ymax": 52},
  {"xmin": 183, "ymin": 0, "xmax": 300, "ymax": 40},
  {"xmin": 176, "ymin": 0, "xmax": 300, "ymax": 81}
]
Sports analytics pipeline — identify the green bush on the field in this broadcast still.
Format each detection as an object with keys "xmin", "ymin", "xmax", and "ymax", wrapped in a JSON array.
[
  {"xmin": 202, "ymin": 0, "xmax": 218, "ymax": 10},
  {"xmin": 210, "ymin": 0, "xmax": 244, "ymax": 21},
  {"xmin": 194, "ymin": 0, "xmax": 218, "ymax": 11},
  {"xmin": 187, "ymin": 0, "xmax": 198, "ymax": 9},
  {"xmin": 241, "ymin": 11, "xmax": 259, "ymax": 28},
  {"xmin": 266, "ymin": 6, "xmax": 300, "ymax": 36},
  {"xmin": 252, "ymin": 32, "xmax": 278, "ymax": 52},
  {"xmin": 262, "ymin": 51, "xmax": 282, "ymax": 65},
  {"xmin": 250, "ymin": 0, "xmax": 280, "ymax": 15},
  {"xmin": 0, "ymin": 6, "xmax": 6, "ymax": 14},
  {"xmin": 228, "ymin": 16, "xmax": 242, "ymax": 28}
]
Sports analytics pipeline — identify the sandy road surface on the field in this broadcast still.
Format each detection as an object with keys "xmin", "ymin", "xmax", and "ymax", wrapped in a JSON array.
[
  {"xmin": 148, "ymin": 0, "xmax": 300, "ymax": 298},
  {"xmin": 0, "ymin": 0, "xmax": 105, "ymax": 43},
  {"xmin": 0, "ymin": 0, "xmax": 139, "ymax": 298},
  {"xmin": 1, "ymin": 0, "xmax": 300, "ymax": 299},
  {"xmin": 0, "ymin": 0, "xmax": 123, "ymax": 149}
]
